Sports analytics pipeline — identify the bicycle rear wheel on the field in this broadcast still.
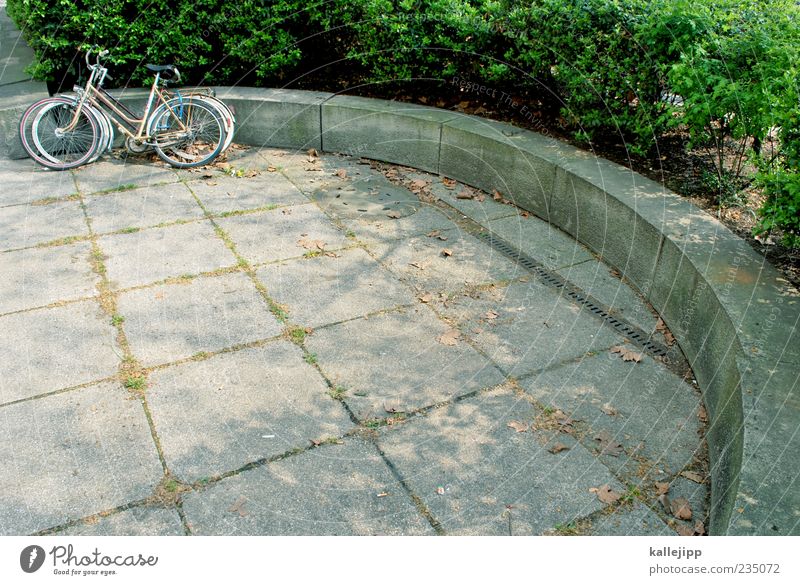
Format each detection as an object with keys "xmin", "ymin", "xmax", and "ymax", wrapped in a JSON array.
[
  {"xmin": 30, "ymin": 101, "xmax": 101, "ymax": 170},
  {"xmin": 149, "ymin": 99, "xmax": 226, "ymax": 168}
]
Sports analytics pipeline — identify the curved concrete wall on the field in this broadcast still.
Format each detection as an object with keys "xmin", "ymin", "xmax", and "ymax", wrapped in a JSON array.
[{"xmin": 2, "ymin": 86, "xmax": 798, "ymax": 535}]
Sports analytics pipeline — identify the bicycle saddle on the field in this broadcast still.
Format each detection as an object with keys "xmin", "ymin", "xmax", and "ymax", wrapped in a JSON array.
[{"xmin": 146, "ymin": 64, "xmax": 180, "ymax": 81}]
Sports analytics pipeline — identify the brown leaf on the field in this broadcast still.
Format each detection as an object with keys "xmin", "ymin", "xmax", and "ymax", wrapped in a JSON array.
[
  {"xmin": 297, "ymin": 238, "xmax": 326, "ymax": 250},
  {"xmin": 600, "ymin": 403, "xmax": 618, "ymax": 416},
  {"xmin": 418, "ymin": 292, "xmax": 434, "ymax": 303},
  {"xmin": 484, "ymin": 310, "xmax": 499, "ymax": 320},
  {"xmin": 675, "ymin": 523, "xmax": 695, "ymax": 536},
  {"xmin": 409, "ymin": 179, "xmax": 428, "ymax": 192},
  {"xmin": 442, "ymin": 177, "xmax": 456, "ymax": 188},
  {"xmin": 594, "ymin": 430, "xmax": 623, "ymax": 456},
  {"xmin": 670, "ymin": 497, "xmax": 693, "ymax": 520},
  {"xmin": 267, "ymin": 166, "xmax": 277, "ymax": 172},
  {"xmin": 426, "ymin": 230, "xmax": 441, "ymax": 238},
  {"xmin": 441, "ymin": 248, "xmax": 453, "ymax": 257},
  {"xmin": 698, "ymin": 406, "xmax": 708, "ymax": 423},
  {"xmin": 492, "ymin": 189, "xmax": 503, "ymax": 201},
  {"xmin": 307, "ymin": 148, "xmax": 318, "ymax": 157},
  {"xmin": 335, "ymin": 168, "xmax": 348, "ymax": 179},
  {"xmin": 244, "ymin": 169, "xmax": 259, "ymax": 178},
  {"xmin": 694, "ymin": 520, "xmax": 706, "ymax": 536},
  {"xmin": 658, "ymin": 493, "xmax": 671, "ymax": 513},
  {"xmin": 610, "ymin": 345, "xmax": 643, "ymax": 363},
  {"xmin": 304, "ymin": 327, "xmax": 314, "ymax": 335},
  {"xmin": 386, "ymin": 210, "xmax": 402, "ymax": 219},
  {"xmin": 507, "ymin": 420, "xmax": 528, "ymax": 433},
  {"xmin": 656, "ymin": 318, "xmax": 676, "ymax": 346},
  {"xmin": 201, "ymin": 172, "xmax": 214, "ymax": 179},
  {"xmin": 680, "ymin": 471, "xmax": 705, "ymax": 484},
  {"xmin": 548, "ymin": 442, "xmax": 569, "ymax": 454},
  {"xmin": 520, "ymin": 211, "xmax": 529, "ymax": 218},
  {"xmin": 655, "ymin": 482, "xmax": 670, "ymax": 496},
  {"xmin": 456, "ymin": 190, "xmax": 473, "ymax": 200},
  {"xmin": 437, "ymin": 329, "xmax": 460, "ymax": 346},
  {"xmin": 228, "ymin": 496, "xmax": 248, "ymax": 517},
  {"xmin": 590, "ymin": 484, "xmax": 621, "ymax": 505},
  {"xmin": 475, "ymin": 193, "xmax": 485, "ymax": 202}
]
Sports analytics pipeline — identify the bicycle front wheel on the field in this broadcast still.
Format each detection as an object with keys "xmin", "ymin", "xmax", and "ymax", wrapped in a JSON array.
[
  {"xmin": 30, "ymin": 101, "xmax": 101, "ymax": 170},
  {"xmin": 149, "ymin": 99, "xmax": 226, "ymax": 168}
]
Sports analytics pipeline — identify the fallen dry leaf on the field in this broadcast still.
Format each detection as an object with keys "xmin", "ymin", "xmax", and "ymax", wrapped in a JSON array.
[
  {"xmin": 680, "ymin": 471, "xmax": 705, "ymax": 484},
  {"xmin": 698, "ymin": 406, "xmax": 708, "ymax": 423},
  {"xmin": 548, "ymin": 442, "xmax": 570, "ymax": 454},
  {"xmin": 655, "ymin": 482, "xmax": 670, "ymax": 496},
  {"xmin": 656, "ymin": 318, "xmax": 676, "ymax": 346},
  {"xmin": 409, "ymin": 179, "xmax": 428, "ymax": 192},
  {"xmin": 520, "ymin": 211, "xmax": 529, "ymax": 218},
  {"xmin": 659, "ymin": 493, "xmax": 671, "ymax": 513},
  {"xmin": 386, "ymin": 210, "xmax": 402, "ymax": 219},
  {"xmin": 675, "ymin": 523, "xmax": 695, "ymax": 536},
  {"xmin": 600, "ymin": 403, "xmax": 618, "ymax": 416},
  {"xmin": 426, "ymin": 230, "xmax": 441, "ymax": 238},
  {"xmin": 441, "ymin": 248, "xmax": 453, "ymax": 257},
  {"xmin": 694, "ymin": 520, "xmax": 706, "ymax": 535},
  {"xmin": 336, "ymin": 168, "xmax": 348, "ymax": 179},
  {"xmin": 492, "ymin": 189, "xmax": 503, "ymax": 201},
  {"xmin": 267, "ymin": 166, "xmax": 277, "ymax": 172},
  {"xmin": 594, "ymin": 430, "xmax": 623, "ymax": 457},
  {"xmin": 484, "ymin": 310, "xmax": 499, "ymax": 320},
  {"xmin": 438, "ymin": 329, "xmax": 460, "ymax": 346},
  {"xmin": 297, "ymin": 238, "xmax": 326, "ymax": 250},
  {"xmin": 507, "ymin": 421, "xmax": 529, "ymax": 433},
  {"xmin": 670, "ymin": 497, "xmax": 693, "ymax": 520},
  {"xmin": 610, "ymin": 345, "xmax": 643, "ymax": 363},
  {"xmin": 590, "ymin": 484, "xmax": 621, "ymax": 505},
  {"xmin": 456, "ymin": 190, "xmax": 473, "ymax": 200},
  {"xmin": 307, "ymin": 148, "xmax": 318, "ymax": 157},
  {"xmin": 244, "ymin": 169, "xmax": 259, "ymax": 178},
  {"xmin": 442, "ymin": 177, "xmax": 456, "ymax": 188},
  {"xmin": 228, "ymin": 496, "xmax": 248, "ymax": 517},
  {"xmin": 418, "ymin": 292, "xmax": 434, "ymax": 303},
  {"xmin": 475, "ymin": 193, "xmax": 485, "ymax": 202}
]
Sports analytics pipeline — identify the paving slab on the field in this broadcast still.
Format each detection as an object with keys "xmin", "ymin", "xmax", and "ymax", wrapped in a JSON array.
[
  {"xmin": 0, "ymin": 382, "xmax": 163, "ymax": 535},
  {"xmin": 519, "ymin": 353, "xmax": 703, "ymax": 479},
  {"xmin": 118, "ymin": 272, "xmax": 282, "ymax": 367},
  {"xmin": 556, "ymin": 257, "xmax": 660, "ymax": 335},
  {"xmin": 186, "ymin": 172, "xmax": 308, "ymax": 215},
  {"xmin": 181, "ymin": 438, "xmax": 433, "ymax": 535},
  {"xmin": 378, "ymin": 385, "xmax": 625, "ymax": 535},
  {"xmin": 586, "ymin": 503, "xmax": 673, "ymax": 536},
  {"xmin": 0, "ymin": 241, "xmax": 97, "ymax": 314},
  {"xmin": 369, "ymin": 231, "xmax": 521, "ymax": 294},
  {"xmin": 0, "ymin": 301, "xmax": 120, "ymax": 403},
  {"xmin": 255, "ymin": 247, "xmax": 417, "ymax": 328},
  {"xmin": 0, "ymin": 200, "xmax": 87, "ymax": 251},
  {"xmin": 146, "ymin": 342, "xmax": 353, "ymax": 482},
  {"xmin": 84, "ymin": 182, "xmax": 204, "ymax": 234},
  {"xmin": 306, "ymin": 306, "xmax": 506, "ymax": 420},
  {"xmin": 60, "ymin": 506, "xmax": 184, "ymax": 536},
  {"xmin": 435, "ymin": 279, "xmax": 623, "ymax": 377},
  {"xmin": 216, "ymin": 203, "xmax": 349, "ymax": 265},
  {"xmin": 342, "ymin": 205, "xmax": 461, "ymax": 245},
  {"xmin": 73, "ymin": 159, "xmax": 178, "ymax": 194},
  {"xmin": 487, "ymin": 214, "xmax": 594, "ymax": 270},
  {"xmin": 0, "ymin": 159, "xmax": 78, "ymax": 206},
  {"xmin": 100, "ymin": 220, "xmax": 237, "ymax": 289}
]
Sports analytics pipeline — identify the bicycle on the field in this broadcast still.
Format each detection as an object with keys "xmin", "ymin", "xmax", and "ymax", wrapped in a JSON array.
[{"xmin": 20, "ymin": 48, "xmax": 231, "ymax": 170}]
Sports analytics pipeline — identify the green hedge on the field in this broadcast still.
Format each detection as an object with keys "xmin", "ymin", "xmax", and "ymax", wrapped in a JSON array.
[{"xmin": 8, "ymin": 0, "xmax": 799, "ymax": 245}]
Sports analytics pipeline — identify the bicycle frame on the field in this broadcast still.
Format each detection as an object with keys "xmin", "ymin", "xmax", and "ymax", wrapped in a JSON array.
[{"xmin": 59, "ymin": 63, "xmax": 188, "ymax": 142}]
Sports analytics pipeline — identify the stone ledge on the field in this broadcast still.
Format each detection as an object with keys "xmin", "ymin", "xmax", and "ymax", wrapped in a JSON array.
[{"xmin": 2, "ymin": 86, "xmax": 797, "ymax": 535}]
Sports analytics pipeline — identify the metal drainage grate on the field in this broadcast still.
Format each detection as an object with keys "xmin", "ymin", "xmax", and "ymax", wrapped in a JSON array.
[{"xmin": 475, "ymin": 231, "xmax": 669, "ymax": 358}]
